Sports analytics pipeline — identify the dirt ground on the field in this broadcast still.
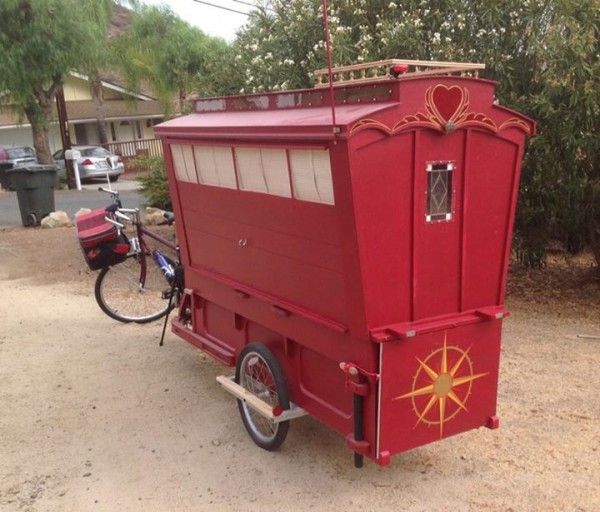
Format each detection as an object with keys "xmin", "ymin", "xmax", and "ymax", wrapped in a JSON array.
[{"xmin": 0, "ymin": 226, "xmax": 598, "ymax": 512}]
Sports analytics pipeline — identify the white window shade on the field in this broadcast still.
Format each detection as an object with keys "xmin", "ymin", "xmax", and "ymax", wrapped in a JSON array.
[
  {"xmin": 171, "ymin": 144, "xmax": 196, "ymax": 183},
  {"xmin": 236, "ymin": 148, "xmax": 291, "ymax": 197},
  {"xmin": 194, "ymin": 146, "xmax": 218, "ymax": 185},
  {"xmin": 236, "ymin": 148, "xmax": 266, "ymax": 193},
  {"xmin": 259, "ymin": 149, "xmax": 291, "ymax": 197},
  {"xmin": 312, "ymin": 150, "xmax": 335, "ymax": 205},
  {"xmin": 213, "ymin": 147, "xmax": 237, "ymax": 189},
  {"xmin": 194, "ymin": 146, "xmax": 236, "ymax": 189},
  {"xmin": 289, "ymin": 149, "xmax": 334, "ymax": 205}
]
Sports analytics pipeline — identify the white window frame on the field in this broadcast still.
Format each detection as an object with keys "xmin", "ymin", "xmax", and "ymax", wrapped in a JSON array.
[
  {"xmin": 170, "ymin": 143, "xmax": 336, "ymax": 207},
  {"xmin": 425, "ymin": 161, "xmax": 454, "ymax": 222}
]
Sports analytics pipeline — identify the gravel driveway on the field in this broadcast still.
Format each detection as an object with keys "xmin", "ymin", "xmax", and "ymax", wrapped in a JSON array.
[{"xmin": 0, "ymin": 227, "xmax": 598, "ymax": 511}]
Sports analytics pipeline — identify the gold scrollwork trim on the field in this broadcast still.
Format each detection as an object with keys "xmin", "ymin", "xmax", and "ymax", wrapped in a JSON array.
[{"xmin": 349, "ymin": 84, "xmax": 533, "ymax": 137}]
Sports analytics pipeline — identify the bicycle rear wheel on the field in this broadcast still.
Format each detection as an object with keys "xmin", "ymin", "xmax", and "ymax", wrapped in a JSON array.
[{"xmin": 94, "ymin": 255, "xmax": 172, "ymax": 323}]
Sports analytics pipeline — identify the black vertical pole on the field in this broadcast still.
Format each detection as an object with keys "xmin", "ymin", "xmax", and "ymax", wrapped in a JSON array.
[
  {"xmin": 353, "ymin": 393, "xmax": 364, "ymax": 468},
  {"xmin": 55, "ymin": 86, "xmax": 75, "ymax": 189}
]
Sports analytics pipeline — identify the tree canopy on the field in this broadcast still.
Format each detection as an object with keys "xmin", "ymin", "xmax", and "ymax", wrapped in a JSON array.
[
  {"xmin": 0, "ymin": 1, "xmax": 233, "ymax": 170},
  {"xmin": 115, "ymin": 5, "xmax": 235, "ymax": 115},
  {"xmin": 0, "ymin": 0, "xmax": 115, "ymax": 163}
]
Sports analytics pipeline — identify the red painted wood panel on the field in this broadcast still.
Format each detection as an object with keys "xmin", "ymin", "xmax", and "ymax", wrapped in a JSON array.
[
  {"xmin": 186, "ymin": 228, "xmax": 346, "ymax": 321},
  {"xmin": 350, "ymin": 132, "xmax": 414, "ymax": 327},
  {"xmin": 178, "ymin": 182, "xmax": 339, "ymax": 244},
  {"xmin": 185, "ymin": 210, "xmax": 342, "ymax": 272},
  {"xmin": 413, "ymin": 130, "xmax": 465, "ymax": 319},
  {"xmin": 462, "ymin": 132, "xmax": 518, "ymax": 309},
  {"xmin": 379, "ymin": 321, "xmax": 502, "ymax": 456}
]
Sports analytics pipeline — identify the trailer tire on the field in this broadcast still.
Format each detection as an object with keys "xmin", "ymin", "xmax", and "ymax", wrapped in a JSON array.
[{"xmin": 235, "ymin": 343, "xmax": 290, "ymax": 451}]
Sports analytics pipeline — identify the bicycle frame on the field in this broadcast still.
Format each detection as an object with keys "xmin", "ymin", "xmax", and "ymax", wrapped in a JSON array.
[
  {"xmin": 134, "ymin": 223, "xmax": 179, "ymax": 289},
  {"xmin": 98, "ymin": 187, "xmax": 179, "ymax": 289}
]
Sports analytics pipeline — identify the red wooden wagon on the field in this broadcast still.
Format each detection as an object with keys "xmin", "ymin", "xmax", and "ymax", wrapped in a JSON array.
[{"xmin": 154, "ymin": 59, "xmax": 535, "ymax": 467}]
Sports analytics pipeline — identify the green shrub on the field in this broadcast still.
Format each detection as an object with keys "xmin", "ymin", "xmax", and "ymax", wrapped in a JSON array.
[{"xmin": 135, "ymin": 155, "xmax": 172, "ymax": 210}]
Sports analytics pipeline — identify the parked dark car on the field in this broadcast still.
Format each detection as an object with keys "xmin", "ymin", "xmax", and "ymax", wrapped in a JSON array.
[
  {"xmin": 0, "ymin": 146, "xmax": 38, "ymax": 167},
  {"xmin": 0, "ymin": 146, "xmax": 38, "ymax": 189}
]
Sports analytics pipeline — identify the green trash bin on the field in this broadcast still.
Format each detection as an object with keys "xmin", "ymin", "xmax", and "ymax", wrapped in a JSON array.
[
  {"xmin": 0, "ymin": 162, "xmax": 13, "ymax": 190},
  {"xmin": 7, "ymin": 165, "xmax": 57, "ymax": 227}
]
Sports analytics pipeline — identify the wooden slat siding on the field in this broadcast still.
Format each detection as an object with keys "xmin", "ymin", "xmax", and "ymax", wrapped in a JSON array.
[{"xmin": 106, "ymin": 138, "xmax": 163, "ymax": 158}]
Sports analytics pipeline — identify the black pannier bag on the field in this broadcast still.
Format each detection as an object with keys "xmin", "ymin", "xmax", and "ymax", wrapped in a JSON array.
[{"xmin": 76, "ymin": 208, "xmax": 130, "ymax": 270}]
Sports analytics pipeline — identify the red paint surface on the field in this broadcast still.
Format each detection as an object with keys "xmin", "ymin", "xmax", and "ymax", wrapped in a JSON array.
[{"xmin": 156, "ymin": 75, "xmax": 534, "ymax": 464}]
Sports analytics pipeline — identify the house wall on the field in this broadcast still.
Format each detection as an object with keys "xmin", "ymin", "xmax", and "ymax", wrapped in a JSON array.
[
  {"xmin": 143, "ymin": 120, "xmax": 157, "ymax": 139},
  {"xmin": 115, "ymin": 120, "xmax": 136, "ymax": 141},
  {"xmin": 62, "ymin": 76, "xmax": 136, "ymax": 102},
  {"xmin": 103, "ymin": 89, "xmax": 123, "ymax": 100},
  {"xmin": 1, "ymin": 73, "xmax": 163, "ymax": 153},
  {"xmin": 70, "ymin": 117, "xmax": 162, "ymax": 147},
  {"xmin": 63, "ymin": 76, "xmax": 92, "ymax": 102},
  {"xmin": 0, "ymin": 125, "xmax": 63, "ymax": 154}
]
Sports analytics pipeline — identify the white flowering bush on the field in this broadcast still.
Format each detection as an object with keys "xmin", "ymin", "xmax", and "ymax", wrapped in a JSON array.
[
  {"xmin": 233, "ymin": 0, "xmax": 545, "ymax": 94},
  {"xmin": 229, "ymin": 0, "xmax": 599, "ymax": 271}
]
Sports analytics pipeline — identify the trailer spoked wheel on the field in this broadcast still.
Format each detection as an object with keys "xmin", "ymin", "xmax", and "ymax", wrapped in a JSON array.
[{"xmin": 235, "ymin": 343, "xmax": 290, "ymax": 451}]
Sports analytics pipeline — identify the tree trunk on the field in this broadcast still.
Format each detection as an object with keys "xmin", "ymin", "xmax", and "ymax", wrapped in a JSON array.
[
  {"xmin": 178, "ymin": 88, "xmax": 186, "ymax": 114},
  {"xmin": 590, "ymin": 216, "xmax": 600, "ymax": 276},
  {"xmin": 91, "ymin": 76, "xmax": 109, "ymax": 146},
  {"xmin": 24, "ymin": 104, "xmax": 53, "ymax": 165}
]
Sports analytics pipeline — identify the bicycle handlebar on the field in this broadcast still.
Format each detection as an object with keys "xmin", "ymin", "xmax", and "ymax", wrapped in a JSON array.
[
  {"xmin": 98, "ymin": 187, "xmax": 119, "ymax": 195},
  {"xmin": 114, "ymin": 211, "xmax": 132, "ymax": 222},
  {"xmin": 104, "ymin": 216, "xmax": 125, "ymax": 229}
]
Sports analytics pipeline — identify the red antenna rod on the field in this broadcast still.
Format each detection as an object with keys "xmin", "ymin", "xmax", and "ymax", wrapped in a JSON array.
[{"xmin": 321, "ymin": 0, "xmax": 337, "ymax": 138}]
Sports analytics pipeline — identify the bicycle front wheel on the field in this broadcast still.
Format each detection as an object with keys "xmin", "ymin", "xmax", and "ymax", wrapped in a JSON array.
[{"xmin": 94, "ymin": 256, "xmax": 172, "ymax": 323}]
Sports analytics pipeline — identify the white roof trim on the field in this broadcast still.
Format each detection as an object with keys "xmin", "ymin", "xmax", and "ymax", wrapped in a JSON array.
[
  {"xmin": 70, "ymin": 114, "xmax": 164, "ymax": 124},
  {"xmin": 69, "ymin": 72, "xmax": 156, "ymax": 101},
  {"xmin": 0, "ymin": 114, "xmax": 164, "ymax": 130}
]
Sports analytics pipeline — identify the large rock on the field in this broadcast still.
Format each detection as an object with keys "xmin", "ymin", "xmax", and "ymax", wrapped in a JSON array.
[
  {"xmin": 144, "ymin": 207, "xmax": 166, "ymax": 226},
  {"xmin": 74, "ymin": 208, "xmax": 92, "ymax": 218},
  {"xmin": 41, "ymin": 211, "xmax": 72, "ymax": 229}
]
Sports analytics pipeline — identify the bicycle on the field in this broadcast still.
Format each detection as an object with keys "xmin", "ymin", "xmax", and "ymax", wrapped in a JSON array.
[{"xmin": 93, "ymin": 187, "xmax": 183, "ymax": 325}]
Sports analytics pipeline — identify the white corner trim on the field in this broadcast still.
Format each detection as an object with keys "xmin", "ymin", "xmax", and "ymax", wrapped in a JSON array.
[{"xmin": 69, "ymin": 72, "xmax": 156, "ymax": 102}]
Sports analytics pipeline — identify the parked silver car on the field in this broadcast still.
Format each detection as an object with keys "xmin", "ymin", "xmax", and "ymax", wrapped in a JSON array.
[{"xmin": 53, "ymin": 146, "xmax": 124, "ymax": 182}]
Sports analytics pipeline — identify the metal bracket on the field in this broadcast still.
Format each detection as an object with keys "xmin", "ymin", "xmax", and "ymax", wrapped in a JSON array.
[{"xmin": 216, "ymin": 375, "xmax": 307, "ymax": 424}]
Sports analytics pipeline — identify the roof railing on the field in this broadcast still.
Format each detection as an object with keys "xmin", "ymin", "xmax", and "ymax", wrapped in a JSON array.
[{"xmin": 313, "ymin": 59, "xmax": 485, "ymax": 88}]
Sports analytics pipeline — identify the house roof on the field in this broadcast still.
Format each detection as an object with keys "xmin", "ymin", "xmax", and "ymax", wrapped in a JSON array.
[
  {"xmin": 66, "ymin": 99, "xmax": 164, "ymax": 122},
  {"xmin": 0, "ymin": 99, "xmax": 164, "ymax": 128}
]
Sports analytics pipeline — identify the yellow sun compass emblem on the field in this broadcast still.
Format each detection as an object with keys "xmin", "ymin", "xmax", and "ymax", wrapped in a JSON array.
[{"xmin": 394, "ymin": 334, "xmax": 488, "ymax": 437}]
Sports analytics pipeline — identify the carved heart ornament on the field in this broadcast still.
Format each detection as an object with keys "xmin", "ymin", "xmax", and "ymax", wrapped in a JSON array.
[{"xmin": 428, "ymin": 85, "xmax": 468, "ymax": 125}]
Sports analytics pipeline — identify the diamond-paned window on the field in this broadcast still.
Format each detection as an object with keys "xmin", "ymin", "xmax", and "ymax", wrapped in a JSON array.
[{"xmin": 426, "ymin": 162, "xmax": 454, "ymax": 222}]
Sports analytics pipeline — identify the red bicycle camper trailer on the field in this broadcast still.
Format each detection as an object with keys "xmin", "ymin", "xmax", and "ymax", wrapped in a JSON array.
[{"xmin": 154, "ymin": 59, "xmax": 535, "ymax": 467}]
